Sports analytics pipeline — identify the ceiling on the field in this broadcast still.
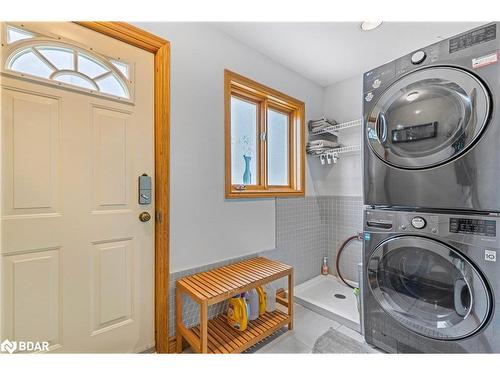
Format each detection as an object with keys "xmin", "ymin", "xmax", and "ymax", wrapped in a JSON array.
[{"xmin": 212, "ymin": 22, "xmax": 485, "ymax": 87}]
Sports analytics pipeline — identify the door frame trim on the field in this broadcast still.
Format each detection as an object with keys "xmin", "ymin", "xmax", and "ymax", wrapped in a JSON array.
[{"xmin": 76, "ymin": 22, "xmax": 170, "ymax": 353}]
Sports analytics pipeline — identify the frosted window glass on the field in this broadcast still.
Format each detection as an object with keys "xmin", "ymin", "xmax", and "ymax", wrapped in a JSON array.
[
  {"xmin": 54, "ymin": 73, "xmax": 96, "ymax": 90},
  {"xmin": 7, "ymin": 26, "xmax": 34, "ymax": 44},
  {"xmin": 96, "ymin": 74, "xmax": 128, "ymax": 98},
  {"xmin": 77, "ymin": 54, "xmax": 108, "ymax": 78},
  {"xmin": 111, "ymin": 60, "xmax": 129, "ymax": 79},
  {"xmin": 231, "ymin": 97, "xmax": 258, "ymax": 185},
  {"xmin": 10, "ymin": 50, "xmax": 54, "ymax": 79},
  {"xmin": 38, "ymin": 47, "xmax": 74, "ymax": 70},
  {"xmin": 267, "ymin": 109, "xmax": 289, "ymax": 186}
]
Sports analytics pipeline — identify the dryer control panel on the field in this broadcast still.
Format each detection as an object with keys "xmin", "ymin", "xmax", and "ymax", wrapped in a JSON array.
[
  {"xmin": 362, "ymin": 22, "xmax": 498, "ymax": 104},
  {"xmin": 449, "ymin": 23, "xmax": 496, "ymax": 54}
]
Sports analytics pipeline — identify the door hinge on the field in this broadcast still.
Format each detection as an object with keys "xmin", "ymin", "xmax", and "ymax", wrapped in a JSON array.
[
  {"xmin": 155, "ymin": 211, "xmax": 162, "ymax": 222},
  {"xmin": 260, "ymin": 131, "xmax": 267, "ymax": 141}
]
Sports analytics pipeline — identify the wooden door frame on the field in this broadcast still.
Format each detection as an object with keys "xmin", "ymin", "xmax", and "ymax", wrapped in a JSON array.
[{"xmin": 75, "ymin": 22, "xmax": 170, "ymax": 353}]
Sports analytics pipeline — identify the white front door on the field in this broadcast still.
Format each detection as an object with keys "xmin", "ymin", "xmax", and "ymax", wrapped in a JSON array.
[{"xmin": 1, "ymin": 22, "xmax": 155, "ymax": 353}]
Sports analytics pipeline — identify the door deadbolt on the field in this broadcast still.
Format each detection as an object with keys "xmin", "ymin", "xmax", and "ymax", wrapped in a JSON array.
[
  {"xmin": 138, "ymin": 174, "xmax": 152, "ymax": 205},
  {"xmin": 139, "ymin": 212, "xmax": 151, "ymax": 222}
]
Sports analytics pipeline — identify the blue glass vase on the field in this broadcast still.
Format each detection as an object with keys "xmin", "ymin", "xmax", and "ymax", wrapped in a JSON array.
[{"xmin": 243, "ymin": 155, "xmax": 251, "ymax": 184}]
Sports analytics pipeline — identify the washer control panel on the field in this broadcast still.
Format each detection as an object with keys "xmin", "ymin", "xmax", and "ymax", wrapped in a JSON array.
[
  {"xmin": 364, "ymin": 209, "xmax": 500, "ymax": 248},
  {"xmin": 398, "ymin": 214, "xmax": 439, "ymax": 234},
  {"xmin": 449, "ymin": 217, "xmax": 496, "ymax": 237}
]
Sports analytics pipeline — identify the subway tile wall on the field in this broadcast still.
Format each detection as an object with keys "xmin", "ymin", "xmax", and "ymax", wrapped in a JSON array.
[
  {"xmin": 268, "ymin": 195, "xmax": 363, "ymax": 285},
  {"xmin": 265, "ymin": 196, "xmax": 326, "ymax": 285},
  {"xmin": 168, "ymin": 195, "xmax": 363, "ymax": 336},
  {"xmin": 319, "ymin": 196, "xmax": 364, "ymax": 284}
]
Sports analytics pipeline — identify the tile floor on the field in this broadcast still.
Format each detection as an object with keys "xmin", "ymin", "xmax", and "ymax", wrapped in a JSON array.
[
  {"xmin": 181, "ymin": 303, "xmax": 380, "ymax": 354},
  {"xmin": 255, "ymin": 303, "xmax": 380, "ymax": 353}
]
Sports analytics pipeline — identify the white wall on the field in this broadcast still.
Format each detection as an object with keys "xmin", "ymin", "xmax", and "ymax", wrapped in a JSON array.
[
  {"xmin": 133, "ymin": 23, "xmax": 324, "ymax": 272},
  {"xmin": 309, "ymin": 75, "xmax": 363, "ymax": 197}
]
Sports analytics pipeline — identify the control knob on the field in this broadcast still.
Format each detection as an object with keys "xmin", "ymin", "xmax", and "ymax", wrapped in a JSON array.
[
  {"xmin": 372, "ymin": 79, "xmax": 381, "ymax": 89},
  {"xmin": 411, "ymin": 216, "xmax": 427, "ymax": 229},
  {"xmin": 411, "ymin": 50, "xmax": 426, "ymax": 65}
]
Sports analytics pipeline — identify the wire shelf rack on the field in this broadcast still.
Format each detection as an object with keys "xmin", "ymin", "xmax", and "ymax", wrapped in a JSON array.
[
  {"xmin": 310, "ymin": 118, "xmax": 362, "ymax": 135},
  {"xmin": 308, "ymin": 144, "xmax": 361, "ymax": 165}
]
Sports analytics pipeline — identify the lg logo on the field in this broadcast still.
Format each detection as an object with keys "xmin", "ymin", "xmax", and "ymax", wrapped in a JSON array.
[{"xmin": 485, "ymin": 250, "xmax": 497, "ymax": 262}]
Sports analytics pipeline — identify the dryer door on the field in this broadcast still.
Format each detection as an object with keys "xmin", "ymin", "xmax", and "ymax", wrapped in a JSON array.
[
  {"xmin": 366, "ymin": 67, "xmax": 490, "ymax": 169},
  {"xmin": 367, "ymin": 236, "xmax": 491, "ymax": 340}
]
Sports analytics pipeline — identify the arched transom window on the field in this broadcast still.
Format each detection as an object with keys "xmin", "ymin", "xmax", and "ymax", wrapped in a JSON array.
[{"xmin": 2, "ymin": 25, "xmax": 133, "ymax": 102}]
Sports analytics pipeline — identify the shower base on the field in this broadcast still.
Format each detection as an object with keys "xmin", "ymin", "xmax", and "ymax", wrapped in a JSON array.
[{"xmin": 295, "ymin": 274, "xmax": 360, "ymax": 332}]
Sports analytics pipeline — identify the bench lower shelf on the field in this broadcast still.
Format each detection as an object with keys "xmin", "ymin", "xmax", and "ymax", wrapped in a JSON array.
[
  {"xmin": 188, "ymin": 309, "xmax": 290, "ymax": 354},
  {"xmin": 175, "ymin": 257, "xmax": 294, "ymax": 353}
]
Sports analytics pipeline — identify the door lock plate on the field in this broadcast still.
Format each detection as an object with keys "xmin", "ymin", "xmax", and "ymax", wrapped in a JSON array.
[{"xmin": 138, "ymin": 174, "xmax": 152, "ymax": 204}]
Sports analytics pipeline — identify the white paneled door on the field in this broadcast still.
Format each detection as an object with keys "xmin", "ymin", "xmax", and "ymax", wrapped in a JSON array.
[{"xmin": 1, "ymin": 22, "xmax": 155, "ymax": 353}]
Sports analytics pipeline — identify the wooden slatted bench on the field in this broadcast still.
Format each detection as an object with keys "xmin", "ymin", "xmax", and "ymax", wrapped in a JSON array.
[{"xmin": 175, "ymin": 257, "xmax": 294, "ymax": 353}]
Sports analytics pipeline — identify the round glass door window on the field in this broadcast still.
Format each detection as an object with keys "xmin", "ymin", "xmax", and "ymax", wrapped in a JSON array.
[
  {"xmin": 367, "ymin": 236, "xmax": 491, "ymax": 340},
  {"xmin": 366, "ymin": 67, "xmax": 490, "ymax": 169}
]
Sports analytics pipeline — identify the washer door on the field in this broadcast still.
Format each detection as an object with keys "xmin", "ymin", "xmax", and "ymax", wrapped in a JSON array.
[
  {"xmin": 366, "ymin": 67, "xmax": 490, "ymax": 169},
  {"xmin": 367, "ymin": 236, "xmax": 491, "ymax": 340}
]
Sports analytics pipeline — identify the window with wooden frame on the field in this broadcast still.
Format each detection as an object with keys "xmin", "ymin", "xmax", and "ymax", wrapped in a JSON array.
[{"xmin": 225, "ymin": 70, "xmax": 305, "ymax": 198}]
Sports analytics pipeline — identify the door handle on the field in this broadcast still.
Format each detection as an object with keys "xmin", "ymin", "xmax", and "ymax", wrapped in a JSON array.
[
  {"xmin": 376, "ymin": 112, "xmax": 388, "ymax": 144},
  {"xmin": 454, "ymin": 278, "xmax": 472, "ymax": 318},
  {"xmin": 139, "ymin": 212, "xmax": 151, "ymax": 222},
  {"xmin": 366, "ymin": 220, "xmax": 393, "ymax": 229}
]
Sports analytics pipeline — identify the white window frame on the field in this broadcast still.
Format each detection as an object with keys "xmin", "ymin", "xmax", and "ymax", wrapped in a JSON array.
[{"xmin": 1, "ymin": 23, "xmax": 135, "ymax": 103}]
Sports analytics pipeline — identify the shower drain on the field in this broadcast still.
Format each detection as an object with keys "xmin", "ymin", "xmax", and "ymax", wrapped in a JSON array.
[{"xmin": 334, "ymin": 293, "xmax": 346, "ymax": 299}]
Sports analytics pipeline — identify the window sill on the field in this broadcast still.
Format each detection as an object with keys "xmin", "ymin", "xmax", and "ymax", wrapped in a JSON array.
[{"xmin": 225, "ymin": 188, "xmax": 305, "ymax": 199}]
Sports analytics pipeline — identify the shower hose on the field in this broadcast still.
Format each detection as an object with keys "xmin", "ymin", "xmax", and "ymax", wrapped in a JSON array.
[{"xmin": 335, "ymin": 233, "xmax": 363, "ymax": 289}]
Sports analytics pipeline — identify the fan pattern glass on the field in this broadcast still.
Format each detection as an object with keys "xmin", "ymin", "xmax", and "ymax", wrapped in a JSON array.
[
  {"xmin": 5, "ymin": 29, "xmax": 131, "ymax": 100},
  {"xmin": 6, "ymin": 25, "xmax": 34, "ymax": 44}
]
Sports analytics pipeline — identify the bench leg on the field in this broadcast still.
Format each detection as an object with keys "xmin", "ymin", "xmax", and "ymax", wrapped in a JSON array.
[
  {"xmin": 200, "ymin": 302, "xmax": 208, "ymax": 353},
  {"xmin": 288, "ymin": 271, "xmax": 294, "ymax": 330},
  {"xmin": 176, "ymin": 333, "xmax": 183, "ymax": 353},
  {"xmin": 176, "ymin": 287, "xmax": 183, "ymax": 353}
]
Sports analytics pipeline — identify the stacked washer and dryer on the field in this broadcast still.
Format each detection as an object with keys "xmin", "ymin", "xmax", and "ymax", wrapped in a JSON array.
[{"xmin": 362, "ymin": 23, "xmax": 500, "ymax": 353}]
